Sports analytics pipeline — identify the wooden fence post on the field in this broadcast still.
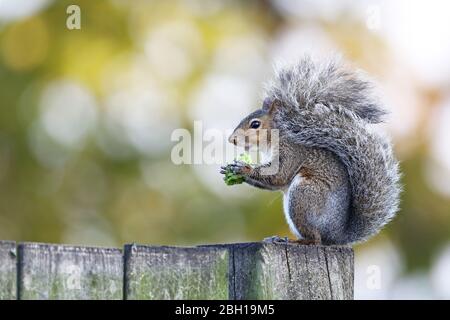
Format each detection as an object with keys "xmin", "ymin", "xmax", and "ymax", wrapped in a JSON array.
[
  {"xmin": 233, "ymin": 243, "xmax": 353, "ymax": 299},
  {"xmin": 17, "ymin": 243, "xmax": 123, "ymax": 300},
  {"xmin": 124, "ymin": 243, "xmax": 353, "ymax": 300},
  {"xmin": 0, "ymin": 241, "xmax": 353, "ymax": 300},
  {"xmin": 124, "ymin": 244, "xmax": 229, "ymax": 300},
  {"xmin": 0, "ymin": 241, "xmax": 16, "ymax": 300}
]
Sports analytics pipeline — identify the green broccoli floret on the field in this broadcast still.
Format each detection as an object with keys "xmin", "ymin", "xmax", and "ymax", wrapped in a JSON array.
[{"xmin": 223, "ymin": 153, "xmax": 253, "ymax": 186}]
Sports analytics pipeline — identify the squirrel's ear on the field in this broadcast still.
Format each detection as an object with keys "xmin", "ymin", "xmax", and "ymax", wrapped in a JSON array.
[{"xmin": 263, "ymin": 99, "xmax": 281, "ymax": 114}]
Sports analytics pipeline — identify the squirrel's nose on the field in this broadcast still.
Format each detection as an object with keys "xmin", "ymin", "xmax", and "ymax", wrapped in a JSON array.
[{"xmin": 228, "ymin": 135, "xmax": 237, "ymax": 145}]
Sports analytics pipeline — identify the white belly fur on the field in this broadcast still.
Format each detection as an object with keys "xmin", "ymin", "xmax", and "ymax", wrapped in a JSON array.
[{"xmin": 282, "ymin": 175, "xmax": 303, "ymax": 239}]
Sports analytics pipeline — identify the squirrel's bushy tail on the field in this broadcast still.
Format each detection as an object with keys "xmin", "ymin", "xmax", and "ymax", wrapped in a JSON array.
[
  {"xmin": 290, "ymin": 115, "xmax": 401, "ymax": 244},
  {"xmin": 267, "ymin": 56, "xmax": 401, "ymax": 244}
]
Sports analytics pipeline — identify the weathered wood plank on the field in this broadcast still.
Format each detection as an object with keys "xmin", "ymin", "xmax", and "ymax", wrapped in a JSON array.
[
  {"xmin": 4, "ymin": 241, "xmax": 352, "ymax": 300},
  {"xmin": 230, "ymin": 243, "xmax": 290, "ymax": 299},
  {"xmin": 17, "ymin": 243, "xmax": 123, "ymax": 300},
  {"xmin": 322, "ymin": 246, "xmax": 354, "ymax": 299},
  {"xmin": 124, "ymin": 244, "xmax": 229, "ymax": 300},
  {"xmin": 124, "ymin": 242, "xmax": 353, "ymax": 300},
  {"xmin": 231, "ymin": 242, "xmax": 353, "ymax": 300},
  {"xmin": 0, "ymin": 241, "xmax": 17, "ymax": 299}
]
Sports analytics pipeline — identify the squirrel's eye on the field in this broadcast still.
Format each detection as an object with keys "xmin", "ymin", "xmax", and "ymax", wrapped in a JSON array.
[{"xmin": 250, "ymin": 120, "xmax": 261, "ymax": 129}]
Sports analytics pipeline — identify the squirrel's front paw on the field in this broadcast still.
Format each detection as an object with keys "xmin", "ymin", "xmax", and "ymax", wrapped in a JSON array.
[
  {"xmin": 220, "ymin": 161, "xmax": 252, "ymax": 176},
  {"xmin": 227, "ymin": 160, "xmax": 252, "ymax": 175}
]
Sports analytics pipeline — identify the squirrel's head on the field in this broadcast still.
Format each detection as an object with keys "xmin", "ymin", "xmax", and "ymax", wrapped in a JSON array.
[{"xmin": 228, "ymin": 98, "xmax": 280, "ymax": 150}]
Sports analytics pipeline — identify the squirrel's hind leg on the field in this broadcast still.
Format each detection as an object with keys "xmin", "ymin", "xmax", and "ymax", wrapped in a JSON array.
[
  {"xmin": 263, "ymin": 235, "xmax": 289, "ymax": 244},
  {"xmin": 262, "ymin": 236, "xmax": 321, "ymax": 245},
  {"xmin": 283, "ymin": 172, "xmax": 328, "ymax": 245}
]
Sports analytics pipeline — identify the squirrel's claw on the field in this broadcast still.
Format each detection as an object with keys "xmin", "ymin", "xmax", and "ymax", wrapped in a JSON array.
[
  {"xmin": 220, "ymin": 165, "xmax": 230, "ymax": 175},
  {"xmin": 227, "ymin": 161, "xmax": 252, "ymax": 175}
]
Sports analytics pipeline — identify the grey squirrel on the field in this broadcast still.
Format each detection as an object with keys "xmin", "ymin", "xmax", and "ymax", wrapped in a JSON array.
[{"xmin": 221, "ymin": 56, "xmax": 401, "ymax": 245}]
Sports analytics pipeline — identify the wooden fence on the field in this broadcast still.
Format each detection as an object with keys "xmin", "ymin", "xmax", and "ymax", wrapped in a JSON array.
[{"xmin": 0, "ymin": 241, "xmax": 354, "ymax": 300}]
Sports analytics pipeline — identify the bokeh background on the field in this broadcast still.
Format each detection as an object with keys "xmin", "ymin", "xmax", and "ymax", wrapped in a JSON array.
[{"xmin": 1, "ymin": 0, "xmax": 450, "ymax": 299}]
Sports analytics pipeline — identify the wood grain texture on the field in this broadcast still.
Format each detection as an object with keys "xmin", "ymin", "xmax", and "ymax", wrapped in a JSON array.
[
  {"xmin": 124, "ymin": 244, "xmax": 229, "ymax": 300},
  {"xmin": 0, "ymin": 241, "xmax": 17, "ymax": 300},
  {"xmin": 124, "ymin": 243, "xmax": 353, "ymax": 300},
  {"xmin": 17, "ymin": 243, "xmax": 123, "ymax": 300},
  {"xmin": 2, "ymin": 241, "xmax": 353, "ymax": 300},
  {"xmin": 230, "ymin": 243, "xmax": 353, "ymax": 300}
]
